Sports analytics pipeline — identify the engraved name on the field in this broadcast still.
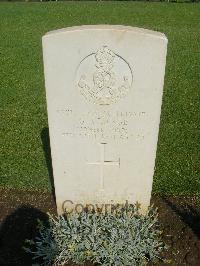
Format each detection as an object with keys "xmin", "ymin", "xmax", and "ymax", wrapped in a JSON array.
[{"xmin": 56, "ymin": 109, "xmax": 146, "ymax": 141}]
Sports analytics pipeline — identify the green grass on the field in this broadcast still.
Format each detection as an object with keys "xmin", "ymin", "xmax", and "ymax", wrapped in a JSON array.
[{"xmin": 0, "ymin": 2, "xmax": 199, "ymax": 195}]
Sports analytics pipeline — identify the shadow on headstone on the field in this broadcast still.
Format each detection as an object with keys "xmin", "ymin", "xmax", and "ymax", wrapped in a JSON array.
[
  {"xmin": 0, "ymin": 205, "xmax": 49, "ymax": 266},
  {"xmin": 162, "ymin": 197, "xmax": 200, "ymax": 239},
  {"xmin": 41, "ymin": 127, "xmax": 56, "ymax": 203}
]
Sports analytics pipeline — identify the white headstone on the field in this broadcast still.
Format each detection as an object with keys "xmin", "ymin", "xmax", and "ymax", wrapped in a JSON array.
[{"xmin": 42, "ymin": 25, "xmax": 168, "ymax": 215}]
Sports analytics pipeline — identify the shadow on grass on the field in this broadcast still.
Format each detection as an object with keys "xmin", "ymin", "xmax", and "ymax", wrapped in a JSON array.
[
  {"xmin": 162, "ymin": 197, "xmax": 200, "ymax": 239},
  {"xmin": 41, "ymin": 127, "xmax": 56, "ymax": 203},
  {"xmin": 0, "ymin": 205, "xmax": 49, "ymax": 266}
]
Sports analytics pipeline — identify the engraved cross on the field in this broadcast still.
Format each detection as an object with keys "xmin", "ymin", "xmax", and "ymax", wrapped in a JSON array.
[{"xmin": 86, "ymin": 143, "xmax": 120, "ymax": 190}]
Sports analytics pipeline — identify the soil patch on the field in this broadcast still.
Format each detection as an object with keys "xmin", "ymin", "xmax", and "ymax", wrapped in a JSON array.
[{"xmin": 0, "ymin": 188, "xmax": 199, "ymax": 265}]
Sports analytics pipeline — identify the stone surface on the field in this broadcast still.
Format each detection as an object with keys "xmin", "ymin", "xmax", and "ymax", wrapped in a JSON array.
[{"xmin": 42, "ymin": 25, "xmax": 168, "ymax": 214}]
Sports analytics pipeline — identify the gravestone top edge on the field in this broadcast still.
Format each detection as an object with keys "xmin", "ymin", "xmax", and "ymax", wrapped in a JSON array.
[{"xmin": 43, "ymin": 25, "xmax": 167, "ymax": 42}]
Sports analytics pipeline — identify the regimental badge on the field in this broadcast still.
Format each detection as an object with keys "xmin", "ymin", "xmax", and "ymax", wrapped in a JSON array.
[{"xmin": 77, "ymin": 46, "xmax": 133, "ymax": 105}]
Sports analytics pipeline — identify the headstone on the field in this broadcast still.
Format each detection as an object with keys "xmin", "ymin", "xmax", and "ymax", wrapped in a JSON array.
[{"xmin": 42, "ymin": 25, "xmax": 168, "ymax": 215}]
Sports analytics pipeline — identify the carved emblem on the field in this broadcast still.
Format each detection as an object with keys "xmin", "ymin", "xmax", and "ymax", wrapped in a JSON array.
[{"xmin": 77, "ymin": 46, "xmax": 133, "ymax": 105}]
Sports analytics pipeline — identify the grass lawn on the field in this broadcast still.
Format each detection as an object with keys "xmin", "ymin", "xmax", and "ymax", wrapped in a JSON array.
[{"xmin": 0, "ymin": 2, "xmax": 199, "ymax": 195}]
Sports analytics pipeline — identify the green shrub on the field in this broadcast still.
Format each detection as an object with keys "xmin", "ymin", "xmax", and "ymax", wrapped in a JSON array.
[{"xmin": 25, "ymin": 205, "xmax": 166, "ymax": 265}]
